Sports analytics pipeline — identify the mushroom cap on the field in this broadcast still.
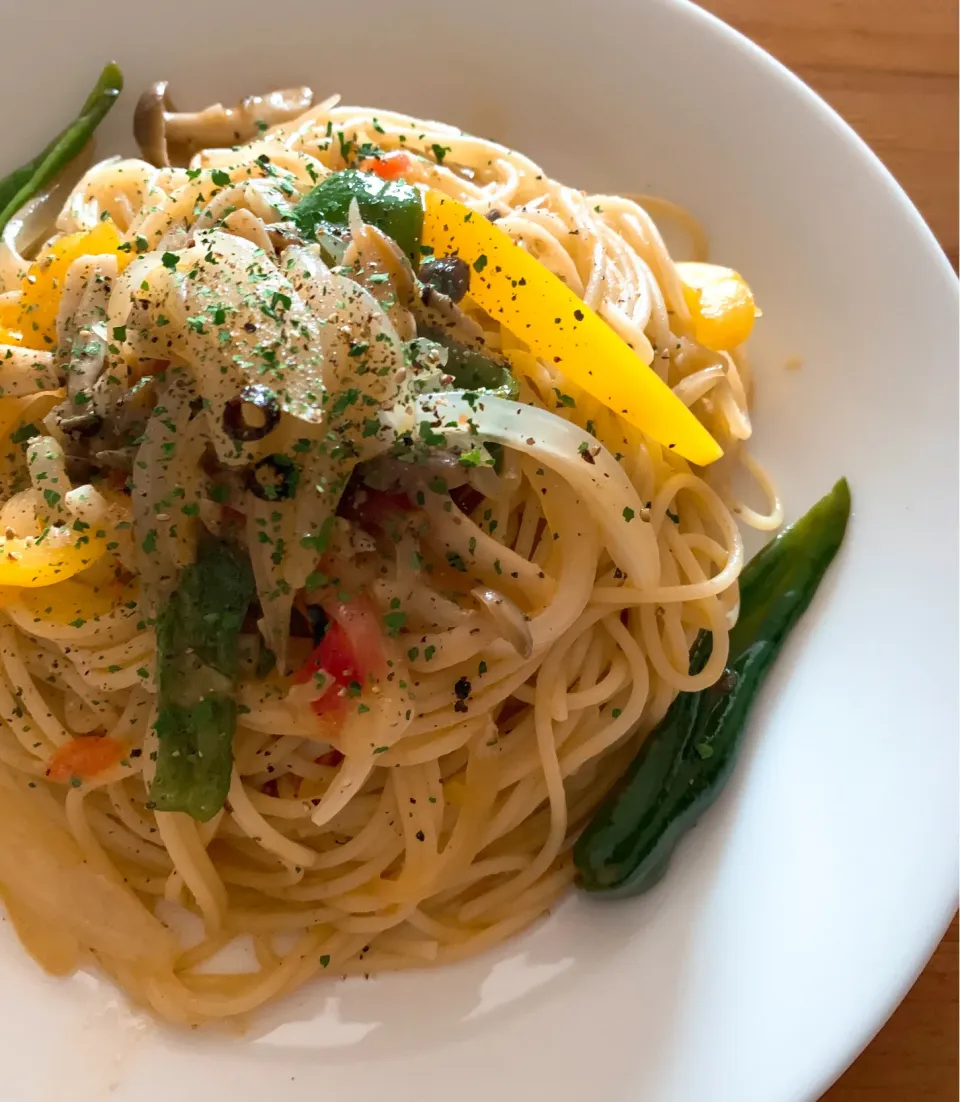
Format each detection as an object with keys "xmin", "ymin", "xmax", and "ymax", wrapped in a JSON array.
[
  {"xmin": 132, "ymin": 82, "xmax": 315, "ymax": 167},
  {"xmin": 133, "ymin": 80, "xmax": 175, "ymax": 167}
]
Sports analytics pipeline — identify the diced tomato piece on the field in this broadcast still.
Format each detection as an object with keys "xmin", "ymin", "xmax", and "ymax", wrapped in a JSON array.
[
  {"xmin": 46, "ymin": 735, "xmax": 126, "ymax": 783},
  {"xmin": 294, "ymin": 594, "xmax": 388, "ymax": 723},
  {"xmin": 346, "ymin": 487, "xmax": 413, "ymax": 533},
  {"xmin": 295, "ymin": 595, "xmax": 385, "ymax": 703},
  {"xmin": 327, "ymin": 595, "xmax": 387, "ymax": 680},
  {"xmin": 294, "ymin": 621, "xmax": 361, "ymax": 687},
  {"xmin": 310, "ymin": 693, "xmax": 348, "ymax": 721},
  {"xmin": 361, "ymin": 151, "xmax": 415, "ymax": 180}
]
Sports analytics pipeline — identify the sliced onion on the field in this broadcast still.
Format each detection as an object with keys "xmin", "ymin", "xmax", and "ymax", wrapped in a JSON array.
[
  {"xmin": 396, "ymin": 393, "xmax": 660, "ymax": 587},
  {"xmin": 0, "ymin": 764, "xmax": 177, "ymax": 970},
  {"xmin": 672, "ymin": 363, "xmax": 725, "ymax": 407},
  {"xmin": 363, "ymin": 450, "xmax": 469, "ymax": 493}
]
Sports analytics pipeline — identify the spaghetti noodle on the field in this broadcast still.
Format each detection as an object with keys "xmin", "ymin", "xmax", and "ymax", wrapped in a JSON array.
[{"xmin": 0, "ymin": 87, "xmax": 779, "ymax": 1026}]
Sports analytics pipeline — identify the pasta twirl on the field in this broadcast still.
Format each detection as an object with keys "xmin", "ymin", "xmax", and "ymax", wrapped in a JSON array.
[{"xmin": 0, "ymin": 81, "xmax": 780, "ymax": 1027}]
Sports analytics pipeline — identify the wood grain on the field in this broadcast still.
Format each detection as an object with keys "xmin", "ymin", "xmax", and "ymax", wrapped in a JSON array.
[
  {"xmin": 694, "ymin": 2, "xmax": 959, "ymax": 1097},
  {"xmin": 701, "ymin": 0, "xmax": 958, "ymax": 268}
]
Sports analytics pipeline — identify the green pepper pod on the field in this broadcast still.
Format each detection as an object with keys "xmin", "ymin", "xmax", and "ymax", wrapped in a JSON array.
[
  {"xmin": 291, "ymin": 169, "xmax": 424, "ymax": 262},
  {"xmin": 418, "ymin": 326, "xmax": 519, "ymax": 397},
  {"xmin": 149, "ymin": 535, "xmax": 255, "ymax": 822},
  {"xmin": 0, "ymin": 63, "xmax": 123, "ymax": 237},
  {"xmin": 574, "ymin": 477, "xmax": 851, "ymax": 898}
]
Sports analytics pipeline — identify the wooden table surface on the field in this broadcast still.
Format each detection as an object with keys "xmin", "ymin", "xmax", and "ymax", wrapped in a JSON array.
[{"xmin": 697, "ymin": 1, "xmax": 959, "ymax": 1098}]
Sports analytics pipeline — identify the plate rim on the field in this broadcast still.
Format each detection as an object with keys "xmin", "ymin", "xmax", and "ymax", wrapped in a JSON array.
[{"xmin": 671, "ymin": 0, "xmax": 958, "ymax": 1093}]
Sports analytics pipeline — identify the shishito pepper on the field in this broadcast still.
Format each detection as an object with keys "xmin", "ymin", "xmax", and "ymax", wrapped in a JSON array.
[
  {"xmin": 420, "ymin": 190, "xmax": 723, "ymax": 467},
  {"xmin": 0, "ymin": 63, "xmax": 123, "ymax": 238},
  {"xmin": 574, "ymin": 478, "xmax": 850, "ymax": 897},
  {"xmin": 0, "ymin": 63, "xmax": 127, "ymax": 348},
  {"xmin": 150, "ymin": 535, "xmax": 255, "ymax": 821}
]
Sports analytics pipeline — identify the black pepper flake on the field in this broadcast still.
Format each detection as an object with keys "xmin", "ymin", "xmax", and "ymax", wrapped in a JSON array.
[
  {"xmin": 415, "ymin": 830, "xmax": 425, "ymax": 841},
  {"xmin": 573, "ymin": 309, "xmax": 584, "ymax": 321},
  {"xmin": 454, "ymin": 676, "xmax": 471, "ymax": 700}
]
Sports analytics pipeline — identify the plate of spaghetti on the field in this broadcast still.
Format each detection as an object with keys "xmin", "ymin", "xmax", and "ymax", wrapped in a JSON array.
[{"xmin": 0, "ymin": 1, "xmax": 955, "ymax": 1100}]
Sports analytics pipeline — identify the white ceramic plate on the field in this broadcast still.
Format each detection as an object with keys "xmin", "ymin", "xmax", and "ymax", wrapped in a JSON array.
[{"xmin": 2, "ymin": 1, "xmax": 957, "ymax": 1099}]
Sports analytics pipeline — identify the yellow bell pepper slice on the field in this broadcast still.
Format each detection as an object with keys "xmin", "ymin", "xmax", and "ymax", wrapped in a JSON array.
[
  {"xmin": 5, "ymin": 574, "xmax": 129, "ymax": 623},
  {"xmin": 0, "ymin": 527, "xmax": 108, "ymax": 588},
  {"xmin": 0, "ymin": 300, "xmax": 20, "ymax": 330},
  {"xmin": 676, "ymin": 262, "xmax": 756, "ymax": 352},
  {"xmin": 421, "ymin": 191, "xmax": 722, "ymax": 466},
  {"xmin": 18, "ymin": 220, "xmax": 131, "ymax": 350},
  {"xmin": 0, "ymin": 389, "xmax": 63, "ymax": 444}
]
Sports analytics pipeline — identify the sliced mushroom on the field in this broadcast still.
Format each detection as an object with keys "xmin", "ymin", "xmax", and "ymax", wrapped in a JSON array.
[
  {"xmin": 471, "ymin": 586, "xmax": 534, "ymax": 659},
  {"xmin": 134, "ymin": 81, "xmax": 314, "ymax": 167},
  {"xmin": 52, "ymin": 255, "xmax": 116, "ymax": 440},
  {"xmin": 412, "ymin": 281, "xmax": 486, "ymax": 347},
  {"xmin": 133, "ymin": 83, "xmax": 171, "ymax": 167},
  {"xmin": 264, "ymin": 219, "xmax": 308, "ymax": 253},
  {"xmin": 348, "ymin": 223, "xmax": 416, "ymax": 307},
  {"xmin": 112, "ymin": 374, "xmax": 159, "ymax": 442},
  {"xmin": 343, "ymin": 221, "xmax": 417, "ymax": 339},
  {"xmin": 59, "ymin": 411, "xmax": 103, "ymax": 438},
  {"xmin": 93, "ymin": 448, "xmax": 136, "ymax": 472},
  {"xmin": 63, "ymin": 453, "xmax": 98, "ymax": 484}
]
